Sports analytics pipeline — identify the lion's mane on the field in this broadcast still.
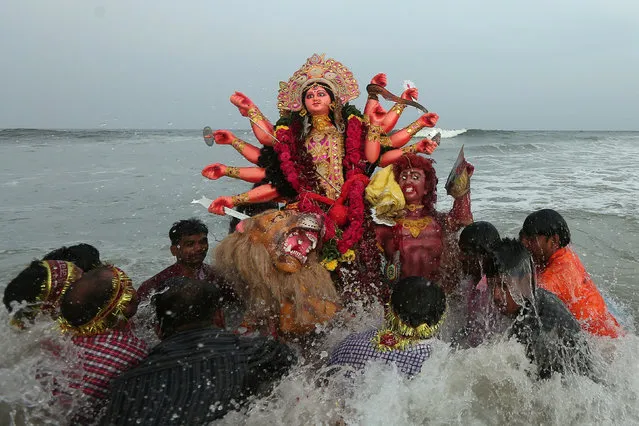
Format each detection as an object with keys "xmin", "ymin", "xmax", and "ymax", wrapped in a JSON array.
[{"xmin": 214, "ymin": 219, "xmax": 339, "ymax": 322}]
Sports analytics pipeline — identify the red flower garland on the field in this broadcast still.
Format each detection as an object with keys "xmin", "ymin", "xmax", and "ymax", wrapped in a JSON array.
[
  {"xmin": 343, "ymin": 115, "xmax": 366, "ymax": 179},
  {"xmin": 337, "ymin": 177, "xmax": 366, "ymax": 253},
  {"xmin": 274, "ymin": 114, "xmax": 368, "ymax": 253}
]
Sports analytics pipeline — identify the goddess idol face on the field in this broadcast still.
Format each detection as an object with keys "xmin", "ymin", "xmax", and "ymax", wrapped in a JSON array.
[{"xmin": 304, "ymin": 84, "xmax": 332, "ymax": 116}]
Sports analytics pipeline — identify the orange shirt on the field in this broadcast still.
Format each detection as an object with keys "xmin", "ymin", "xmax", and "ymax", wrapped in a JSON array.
[{"xmin": 537, "ymin": 246, "xmax": 621, "ymax": 338}]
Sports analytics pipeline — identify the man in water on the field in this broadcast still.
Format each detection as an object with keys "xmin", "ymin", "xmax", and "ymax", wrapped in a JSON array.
[
  {"xmin": 138, "ymin": 218, "xmax": 213, "ymax": 300},
  {"xmin": 519, "ymin": 209, "xmax": 621, "ymax": 338},
  {"xmin": 487, "ymin": 238, "xmax": 593, "ymax": 380},
  {"xmin": 451, "ymin": 221, "xmax": 506, "ymax": 347},
  {"xmin": 3, "ymin": 260, "xmax": 82, "ymax": 327},
  {"xmin": 99, "ymin": 277, "xmax": 296, "ymax": 425},
  {"xmin": 328, "ymin": 276, "xmax": 446, "ymax": 377},
  {"xmin": 58, "ymin": 266, "xmax": 147, "ymax": 420},
  {"xmin": 138, "ymin": 218, "xmax": 235, "ymax": 326}
]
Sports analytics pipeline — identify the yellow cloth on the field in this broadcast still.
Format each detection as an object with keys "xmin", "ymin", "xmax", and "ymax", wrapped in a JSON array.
[{"xmin": 365, "ymin": 165, "xmax": 405, "ymax": 222}]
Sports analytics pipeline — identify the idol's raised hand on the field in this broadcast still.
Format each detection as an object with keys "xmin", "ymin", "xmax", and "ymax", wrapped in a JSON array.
[
  {"xmin": 201, "ymin": 163, "xmax": 226, "ymax": 180},
  {"xmin": 229, "ymin": 92, "xmax": 255, "ymax": 117},
  {"xmin": 370, "ymin": 73, "xmax": 387, "ymax": 87},
  {"xmin": 413, "ymin": 138, "xmax": 439, "ymax": 155},
  {"xmin": 368, "ymin": 104, "xmax": 387, "ymax": 126},
  {"xmin": 401, "ymin": 87, "xmax": 418, "ymax": 101},
  {"xmin": 213, "ymin": 130, "xmax": 236, "ymax": 145},
  {"xmin": 208, "ymin": 196, "xmax": 233, "ymax": 215},
  {"xmin": 459, "ymin": 160, "xmax": 475, "ymax": 178},
  {"xmin": 418, "ymin": 112, "xmax": 439, "ymax": 128}
]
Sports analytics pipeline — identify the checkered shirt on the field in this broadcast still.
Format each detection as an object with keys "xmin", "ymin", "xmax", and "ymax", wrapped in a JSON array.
[
  {"xmin": 70, "ymin": 329, "xmax": 148, "ymax": 401},
  {"xmin": 328, "ymin": 329, "xmax": 432, "ymax": 377}
]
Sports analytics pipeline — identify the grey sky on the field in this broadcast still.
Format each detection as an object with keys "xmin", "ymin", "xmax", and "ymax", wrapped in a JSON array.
[{"xmin": 1, "ymin": 0, "xmax": 637, "ymax": 130}]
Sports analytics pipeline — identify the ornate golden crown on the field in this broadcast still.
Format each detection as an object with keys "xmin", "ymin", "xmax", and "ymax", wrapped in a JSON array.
[{"xmin": 277, "ymin": 53, "xmax": 359, "ymax": 112}]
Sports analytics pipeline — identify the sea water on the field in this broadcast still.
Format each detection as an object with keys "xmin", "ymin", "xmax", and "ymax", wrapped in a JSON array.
[{"xmin": 1, "ymin": 128, "xmax": 639, "ymax": 424}]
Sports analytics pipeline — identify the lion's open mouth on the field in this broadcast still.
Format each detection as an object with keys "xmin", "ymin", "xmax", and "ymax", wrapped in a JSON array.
[{"xmin": 281, "ymin": 227, "xmax": 319, "ymax": 264}]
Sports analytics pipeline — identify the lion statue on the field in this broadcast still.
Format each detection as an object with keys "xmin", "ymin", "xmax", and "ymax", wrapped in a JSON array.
[{"xmin": 215, "ymin": 209, "xmax": 341, "ymax": 336}]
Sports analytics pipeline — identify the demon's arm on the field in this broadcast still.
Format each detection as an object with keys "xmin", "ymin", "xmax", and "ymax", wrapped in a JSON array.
[{"xmin": 445, "ymin": 160, "xmax": 474, "ymax": 231}]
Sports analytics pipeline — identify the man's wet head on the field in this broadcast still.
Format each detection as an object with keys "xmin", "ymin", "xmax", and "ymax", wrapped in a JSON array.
[
  {"xmin": 152, "ymin": 277, "xmax": 221, "ymax": 339},
  {"xmin": 486, "ymin": 238, "xmax": 536, "ymax": 317},
  {"xmin": 458, "ymin": 221, "xmax": 501, "ymax": 279},
  {"xmin": 519, "ymin": 209, "xmax": 570, "ymax": 265}
]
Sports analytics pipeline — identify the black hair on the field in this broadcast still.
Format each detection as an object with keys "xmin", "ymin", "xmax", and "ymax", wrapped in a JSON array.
[
  {"xmin": 59, "ymin": 267, "xmax": 114, "ymax": 327},
  {"xmin": 169, "ymin": 218, "xmax": 208, "ymax": 245},
  {"xmin": 390, "ymin": 276, "xmax": 446, "ymax": 328},
  {"xmin": 301, "ymin": 82, "xmax": 336, "ymax": 103},
  {"xmin": 3, "ymin": 261, "xmax": 47, "ymax": 313},
  {"xmin": 153, "ymin": 277, "xmax": 221, "ymax": 336},
  {"xmin": 228, "ymin": 202, "xmax": 280, "ymax": 234},
  {"xmin": 301, "ymin": 83, "xmax": 344, "ymax": 133},
  {"xmin": 42, "ymin": 243, "xmax": 101, "ymax": 272},
  {"xmin": 458, "ymin": 221, "xmax": 501, "ymax": 256},
  {"xmin": 485, "ymin": 238, "xmax": 534, "ymax": 279},
  {"xmin": 519, "ymin": 209, "xmax": 571, "ymax": 247}
]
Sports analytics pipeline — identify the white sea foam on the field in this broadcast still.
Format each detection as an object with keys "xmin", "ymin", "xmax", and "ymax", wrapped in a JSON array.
[
  {"xmin": 416, "ymin": 128, "xmax": 467, "ymax": 139},
  {"xmin": 219, "ymin": 332, "xmax": 639, "ymax": 425},
  {"xmin": 3, "ymin": 302, "xmax": 637, "ymax": 425}
]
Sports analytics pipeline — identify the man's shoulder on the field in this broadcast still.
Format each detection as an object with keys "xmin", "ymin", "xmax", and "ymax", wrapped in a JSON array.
[
  {"xmin": 547, "ymin": 246, "xmax": 584, "ymax": 270},
  {"xmin": 137, "ymin": 263, "xmax": 182, "ymax": 298},
  {"xmin": 333, "ymin": 329, "xmax": 377, "ymax": 353},
  {"xmin": 75, "ymin": 329, "xmax": 147, "ymax": 350},
  {"xmin": 536, "ymin": 289, "xmax": 581, "ymax": 332},
  {"xmin": 144, "ymin": 263, "xmax": 182, "ymax": 283},
  {"xmin": 236, "ymin": 334, "xmax": 290, "ymax": 353},
  {"xmin": 111, "ymin": 329, "xmax": 237, "ymax": 379}
]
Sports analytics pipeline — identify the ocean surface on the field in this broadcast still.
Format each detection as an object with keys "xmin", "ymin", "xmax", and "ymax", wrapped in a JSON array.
[{"xmin": 1, "ymin": 128, "xmax": 639, "ymax": 424}]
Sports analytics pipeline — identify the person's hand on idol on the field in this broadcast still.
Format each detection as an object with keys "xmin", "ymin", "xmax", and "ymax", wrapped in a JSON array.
[
  {"xmin": 208, "ymin": 196, "xmax": 234, "ymax": 215},
  {"xmin": 418, "ymin": 112, "xmax": 439, "ymax": 128},
  {"xmin": 213, "ymin": 130, "xmax": 236, "ymax": 145},
  {"xmin": 370, "ymin": 73, "xmax": 387, "ymax": 87},
  {"xmin": 229, "ymin": 92, "xmax": 255, "ymax": 117},
  {"xmin": 201, "ymin": 163, "xmax": 227, "ymax": 180}
]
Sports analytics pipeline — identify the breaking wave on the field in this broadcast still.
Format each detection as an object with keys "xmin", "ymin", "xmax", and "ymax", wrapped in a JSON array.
[{"xmin": 416, "ymin": 128, "xmax": 468, "ymax": 139}]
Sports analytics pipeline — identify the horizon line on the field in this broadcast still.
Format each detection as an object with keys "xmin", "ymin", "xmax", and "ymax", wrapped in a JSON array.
[{"xmin": 2, "ymin": 127, "xmax": 639, "ymax": 132}]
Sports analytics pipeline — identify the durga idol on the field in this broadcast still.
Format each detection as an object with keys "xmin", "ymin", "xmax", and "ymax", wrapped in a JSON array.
[{"xmin": 202, "ymin": 54, "xmax": 440, "ymax": 302}]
